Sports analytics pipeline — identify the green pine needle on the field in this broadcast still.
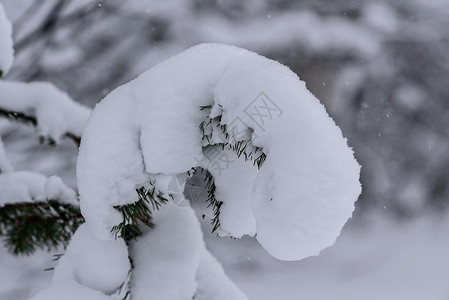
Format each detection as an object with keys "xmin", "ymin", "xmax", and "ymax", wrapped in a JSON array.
[
  {"xmin": 111, "ymin": 183, "xmax": 169, "ymax": 242},
  {"xmin": 0, "ymin": 200, "xmax": 84, "ymax": 255},
  {"xmin": 198, "ymin": 105, "xmax": 267, "ymax": 169},
  {"xmin": 202, "ymin": 169, "xmax": 222, "ymax": 233}
]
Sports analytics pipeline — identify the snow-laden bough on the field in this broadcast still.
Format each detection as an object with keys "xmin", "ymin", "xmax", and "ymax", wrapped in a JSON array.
[
  {"xmin": 0, "ymin": 171, "xmax": 78, "ymax": 206},
  {"xmin": 52, "ymin": 43, "xmax": 363, "ymax": 299},
  {"xmin": 0, "ymin": 81, "xmax": 91, "ymax": 142},
  {"xmin": 78, "ymin": 43, "xmax": 361, "ymax": 260}
]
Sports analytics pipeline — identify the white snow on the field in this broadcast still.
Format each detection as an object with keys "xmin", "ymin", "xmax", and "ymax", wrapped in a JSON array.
[
  {"xmin": 30, "ymin": 281, "xmax": 112, "ymax": 300},
  {"xmin": 130, "ymin": 201, "xmax": 248, "ymax": 300},
  {"xmin": 78, "ymin": 43, "xmax": 361, "ymax": 262},
  {"xmin": 31, "ymin": 224, "xmax": 130, "ymax": 300},
  {"xmin": 195, "ymin": 247, "xmax": 249, "ymax": 300},
  {"xmin": 0, "ymin": 246, "xmax": 54, "ymax": 300},
  {"xmin": 205, "ymin": 213, "xmax": 449, "ymax": 300},
  {"xmin": 206, "ymin": 147, "xmax": 258, "ymax": 238},
  {"xmin": 77, "ymin": 85, "xmax": 150, "ymax": 238},
  {"xmin": 6, "ymin": 213, "xmax": 449, "ymax": 300},
  {"xmin": 0, "ymin": 171, "xmax": 77, "ymax": 206},
  {"xmin": 0, "ymin": 81, "xmax": 90, "ymax": 142},
  {"xmin": 0, "ymin": 137, "xmax": 13, "ymax": 173},
  {"xmin": 212, "ymin": 52, "xmax": 361, "ymax": 260},
  {"xmin": 130, "ymin": 202, "xmax": 201, "ymax": 300},
  {"xmin": 0, "ymin": 2, "xmax": 14, "ymax": 76},
  {"xmin": 44, "ymin": 175, "xmax": 78, "ymax": 205},
  {"xmin": 150, "ymin": 172, "xmax": 189, "ymax": 205}
]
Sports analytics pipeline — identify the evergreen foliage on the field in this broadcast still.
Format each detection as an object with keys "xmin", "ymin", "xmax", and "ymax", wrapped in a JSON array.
[
  {"xmin": 111, "ymin": 183, "xmax": 169, "ymax": 242},
  {"xmin": 194, "ymin": 167, "xmax": 222, "ymax": 233},
  {"xmin": 0, "ymin": 185, "xmax": 172, "ymax": 255},
  {"xmin": 0, "ymin": 200, "xmax": 83, "ymax": 255},
  {"xmin": 199, "ymin": 105, "xmax": 267, "ymax": 168}
]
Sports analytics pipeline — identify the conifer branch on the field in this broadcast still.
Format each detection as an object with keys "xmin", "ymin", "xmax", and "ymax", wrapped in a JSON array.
[
  {"xmin": 0, "ymin": 107, "xmax": 37, "ymax": 126},
  {"xmin": 111, "ymin": 183, "xmax": 169, "ymax": 242},
  {"xmin": 202, "ymin": 168, "xmax": 222, "ymax": 233},
  {"xmin": 0, "ymin": 200, "xmax": 84, "ymax": 255},
  {"xmin": 0, "ymin": 108, "xmax": 82, "ymax": 146},
  {"xmin": 199, "ymin": 105, "xmax": 267, "ymax": 169},
  {"xmin": 1, "ymin": 182, "xmax": 172, "ymax": 256}
]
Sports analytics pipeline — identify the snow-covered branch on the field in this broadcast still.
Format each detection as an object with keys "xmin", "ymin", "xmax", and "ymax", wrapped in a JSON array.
[
  {"xmin": 0, "ymin": 81, "xmax": 90, "ymax": 145},
  {"xmin": 34, "ymin": 44, "xmax": 361, "ymax": 300},
  {"xmin": 0, "ymin": 171, "xmax": 81, "ymax": 255},
  {"xmin": 78, "ymin": 43, "xmax": 361, "ymax": 260}
]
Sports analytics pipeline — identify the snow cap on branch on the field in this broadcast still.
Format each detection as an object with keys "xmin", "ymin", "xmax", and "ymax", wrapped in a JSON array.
[
  {"xmin": 130, "ymin": 202, "xmax": 249, "ymax": 300},
  {"xmin": 31, "ymin": 224, "xmax": 130, "ymax": 300},
  {"xmin": 78, "ymin": 43, "xmax": 361, "ymax": 261},
  {"xmin": 0, "ymin": 81, "xmax": 91, "ymax": 142},
  {"xmin": 0, "ymin": 171, "xmax": 77, "ymax": 206}
]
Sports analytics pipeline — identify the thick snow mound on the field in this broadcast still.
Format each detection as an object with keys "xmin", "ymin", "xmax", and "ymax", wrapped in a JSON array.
[
  {"xmin": 78, "ymin": 43, "xmax": 361, "ymax": 261},
  {"xmin": 0, "ymin": 3, "xmax": 13, "ymax": 76},
  {"xmin": 130, "ymin": 202, "xmax": 249, "ymax": 300},
  {"xmin": 52, "ymin": 224, "xmax": 130, "ymax": 293},
  {"xmin": 31, "ymin": 224, "xmax": 130, "ymax": 300},
  {"xmin": 30, "ymin": 281, "xmax": 113, "ymax": 300},
  {"xmin": 207, "ymin": 147, "xmax": 258, "ymax": 238},
  {"xmin": 0, "ymin": 81, "xmax": 91, "ymax": 141},
  {"xmin": 0, "ymin": 171, "xmax": 77, "ymax": 206}
]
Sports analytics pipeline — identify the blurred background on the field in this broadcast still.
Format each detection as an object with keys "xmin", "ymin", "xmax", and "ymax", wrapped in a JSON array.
[{"xmin": 1, "ymin": 0, "xmax": 449, "ymax": 299}]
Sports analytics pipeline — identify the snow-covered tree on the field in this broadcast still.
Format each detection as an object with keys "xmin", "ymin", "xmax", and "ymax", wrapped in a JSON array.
[
  {"xmin": 1, "ymin": 2, "xmax": 361, "ymax": 298},
  {"xmin": 0, "ymin": 2, "xmax": 89, "ymax": 255},
  {"xmin": 28, "ymin": 43, "xmax": 360, "ymax": 299}
]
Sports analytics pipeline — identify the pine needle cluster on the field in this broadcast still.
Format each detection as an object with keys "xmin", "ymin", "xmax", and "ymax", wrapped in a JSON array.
[
  {"xmin": 0, "ymin": 200, "xmax": 84, "ymax": 255},
  {"xmin": 199, "ymin": 105, "xmax": 266, "ymax": 168},
  {"xmin": 111, "ymin": 183, "xmax": 170, "ymax": 242}
]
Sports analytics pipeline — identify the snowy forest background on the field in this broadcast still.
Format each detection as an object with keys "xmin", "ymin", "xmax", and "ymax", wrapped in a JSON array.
[{"xmin": 1, "ymin": 0, "xmax": 449, "ymax": 299}]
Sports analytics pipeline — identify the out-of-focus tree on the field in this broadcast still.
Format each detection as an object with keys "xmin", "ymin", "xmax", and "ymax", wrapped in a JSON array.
[{"xmin": 328, "ymin": 0, "xmax": 449, "ymax": 216}]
